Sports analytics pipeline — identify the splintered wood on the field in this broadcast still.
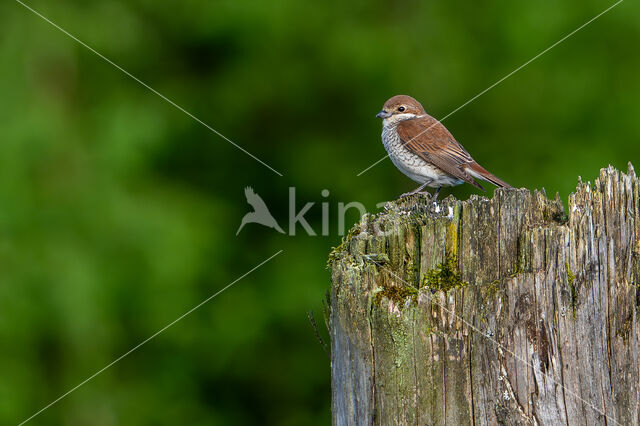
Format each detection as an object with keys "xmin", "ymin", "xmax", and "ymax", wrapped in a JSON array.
[{"xmin": 329, "ymin": 165, "xmax": 639, "ymax": 426}]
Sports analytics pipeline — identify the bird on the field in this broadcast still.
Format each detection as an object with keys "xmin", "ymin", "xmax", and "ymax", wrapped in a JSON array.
[
  {"xmin": 236, "ymin": 187, "xmax": 285, "ymax": 235},
  {"xmin": 376, "ymin": 95, "xmax": 512, "ymax": 199}
]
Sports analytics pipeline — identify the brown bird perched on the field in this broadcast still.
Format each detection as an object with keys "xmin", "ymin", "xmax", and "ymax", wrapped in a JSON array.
[{"xmin": 377, "ymin": 95, "xmax": 512, "ymax": 199}]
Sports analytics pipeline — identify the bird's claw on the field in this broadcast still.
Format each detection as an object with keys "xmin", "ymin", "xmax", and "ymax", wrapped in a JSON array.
[{"xmin": 398, "ymin": 191, "xmax": 433, "ymax": 199}]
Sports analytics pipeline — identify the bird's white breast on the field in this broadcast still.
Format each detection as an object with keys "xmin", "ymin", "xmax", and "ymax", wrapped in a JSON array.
[{"xmin": 381, "ymin": 122, "xmax": 463, "ymax": 188}]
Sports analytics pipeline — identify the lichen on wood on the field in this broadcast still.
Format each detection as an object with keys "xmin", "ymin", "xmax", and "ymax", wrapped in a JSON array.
[{"xmin": 329, "ymin": 164, "xmax": 640, "ymax": 425}]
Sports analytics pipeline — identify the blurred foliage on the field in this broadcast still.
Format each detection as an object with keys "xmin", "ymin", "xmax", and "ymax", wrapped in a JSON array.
[{"xmin": 0, "ymin": 0, "xmax": 638, "ymax": 424}]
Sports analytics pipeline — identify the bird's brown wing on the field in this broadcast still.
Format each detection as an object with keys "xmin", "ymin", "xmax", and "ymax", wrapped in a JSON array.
[{"xmin": 397, "ymin": 115, "xmax": 483, "ymax": 190}]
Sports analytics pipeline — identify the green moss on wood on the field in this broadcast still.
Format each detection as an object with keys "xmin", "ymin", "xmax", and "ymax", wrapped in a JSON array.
[
  {"xmin": 327, "ymin": 225, "xmax": 361, "ymax": 266},
  {"xmin": 510, "ymin": 259, "xmax": 523, "ymax": 278},
  {"xmin": 374, "ymin": 284, "xmax": 418, "ymax": 306},
  {"xmin": 422, "ymin": 253, "xmax": 467, "ymax": 292},
  {"xmin": 445, "ymin": 218, "xmax": 458, "ymax": 257},
  {"xmin": 485, "ymin": 280, "xmax": 501, "ymax": 299},
  {"xmin": 327, "ymin": 238, "xmax": 349, "ymax": 266},
  {"xmin": 553, "ymin": 210, "xmax": 569, "ymax": 224},
  {"xmin": 405, "ymin": 263, "xmax": 420, "ymax": 289},
  {"xmin": 542, "ymin": 203, "xmax": 568, "ymax": 224}
]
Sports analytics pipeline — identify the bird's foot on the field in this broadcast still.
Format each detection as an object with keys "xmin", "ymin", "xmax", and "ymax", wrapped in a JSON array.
[
  {"xmin": 398, "ymin": 191, "xmax": 417, "ymax": 199},
  {"xmin": 400, "ymin": 191, "xmax": 435, "ymax": 199},
  {"xmin": 399, "ymin": 190, "xmax": 432, "ymax": 199},
  {"xmin": 398, "ymin": 182, "xmax": 430, "ymax": 199}
]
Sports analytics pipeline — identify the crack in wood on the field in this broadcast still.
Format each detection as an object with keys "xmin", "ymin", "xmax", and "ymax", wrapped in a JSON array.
[{"xmin": 330, "ymin": 165, "xmax": 638, "ymax": 425}]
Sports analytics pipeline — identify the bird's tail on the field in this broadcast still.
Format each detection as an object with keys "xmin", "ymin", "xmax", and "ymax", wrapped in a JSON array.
[{"xmin": 465, "ymin": 162, "xmax": 513, "ymax": 188}]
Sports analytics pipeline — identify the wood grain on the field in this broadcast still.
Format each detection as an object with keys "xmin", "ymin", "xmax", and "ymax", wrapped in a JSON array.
[{"xmin": 329, "ymin": 165, "xmax": 639, "ymax": 425}]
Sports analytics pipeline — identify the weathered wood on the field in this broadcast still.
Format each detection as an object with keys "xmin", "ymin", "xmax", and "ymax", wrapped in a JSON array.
[{"xmin": 329, "ymin": 165, "xmax": 640, "ymax": 425}]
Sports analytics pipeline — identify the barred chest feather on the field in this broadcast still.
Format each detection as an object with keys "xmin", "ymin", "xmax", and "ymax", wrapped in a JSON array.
[{"xmin": 381, "ymin": 123, "xmax": 463, "ymax": 188}]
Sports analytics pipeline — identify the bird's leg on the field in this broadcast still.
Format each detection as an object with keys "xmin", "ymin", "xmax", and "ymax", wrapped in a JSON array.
[
  {"xmin": 432, "ymin": 187, "xmax": 442, "ymax": 200},
  {"xmin": 399, "ymin": 182, "xmax": 429, "ymax": 199}
]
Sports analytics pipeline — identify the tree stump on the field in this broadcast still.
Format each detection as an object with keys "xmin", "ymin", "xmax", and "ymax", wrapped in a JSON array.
[{"xmin": 329, "ymin": 165, "xmax": 640, "ymax": 425}]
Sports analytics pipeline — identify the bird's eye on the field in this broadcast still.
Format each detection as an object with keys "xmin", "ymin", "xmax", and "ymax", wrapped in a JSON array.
[{"xmin": 398, "ymin": 106, "xmax": 406, "ymax": 112}]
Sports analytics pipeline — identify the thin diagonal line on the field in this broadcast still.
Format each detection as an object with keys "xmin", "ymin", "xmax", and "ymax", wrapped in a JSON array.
[
  {"xmin": 18, "ymin": 250, "xmax": 284, "ymax": 425},
  {"xmin": 372, "ymin": 261, "xmax": 621, "ymax": 426},
  {"xmin": 15, "ymin": 0, "xmax": 283, "ymax": 177},
  {"xmin": 357, "ymin": 0, "xmax": 624, "ymax": 177}
]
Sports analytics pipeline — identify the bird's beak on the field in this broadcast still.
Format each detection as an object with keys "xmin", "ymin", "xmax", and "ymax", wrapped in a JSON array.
[{"xmin": 376, "ymin": 110, "xmax": 390, "ymax": 119}]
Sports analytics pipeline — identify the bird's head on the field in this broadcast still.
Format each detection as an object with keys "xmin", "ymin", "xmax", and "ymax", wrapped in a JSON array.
[{"xmin": 376, "ymin": 95, "xmax": 426, "ymax": 125}]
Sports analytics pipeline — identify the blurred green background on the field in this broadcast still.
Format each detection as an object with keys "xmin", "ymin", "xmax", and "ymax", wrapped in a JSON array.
[{"xmin": 1, "ymin": 0, "xmax": 638, "ymax": 424}]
